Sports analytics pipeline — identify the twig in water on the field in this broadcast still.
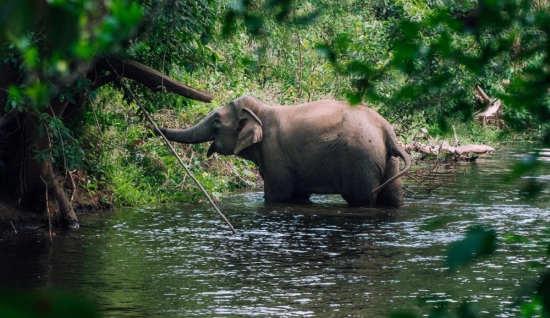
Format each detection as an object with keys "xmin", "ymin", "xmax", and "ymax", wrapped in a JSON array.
[
  {"xmin": 106, "ymin": 59, "xmax": 236, "ymax": 234},
  {"xmin": 67, "ymin": 168, "xmax": 76, "ymax": 203},
  {"xmin": 10, "ymin": 221, "xmax": 17, "ymax": 234},
  {"xmin": 405, "ymin": 173, "xmax": 434, "ymax": 192},
  {"xmin": 40, "ymin": 176, "xmax": 53, "ymax": 246},
  {"xmin": 452, "ymin": 125, "xmax": 460, "ymax": 146}
]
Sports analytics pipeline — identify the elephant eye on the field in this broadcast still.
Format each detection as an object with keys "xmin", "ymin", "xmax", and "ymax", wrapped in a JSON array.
[
  {"xmin": 212, "ymin": 117, "xmax": 221, "ymax": 127},
  {"xmin": 235, "ymin": 118, "xmax": 245, "ymax": 132}
]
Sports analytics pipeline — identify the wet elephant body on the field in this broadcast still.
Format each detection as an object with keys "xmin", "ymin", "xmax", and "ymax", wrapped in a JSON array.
[{"xmin": 157, "ymin": 96, "xmax": 410, "ymax": 207}]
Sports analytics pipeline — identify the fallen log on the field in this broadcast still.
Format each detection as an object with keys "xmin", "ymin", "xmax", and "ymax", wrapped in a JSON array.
[
  {"xmin": 403, "ymin": 139, "xmax": 495, "ymax": 163},
  {"xmin": 475, "ymin": 84, "xmax": 491, "ymax": 104},
  {"xmin": 408, "ymin": 140, "xmax": 495, "ymax": 155},
  {"xmin": 405, "ymin": 140, "xmax": 440, "ymax": 155},
  {"xmin": 440, "ymin": 140, "xmax": 495, "ymax": 155}
]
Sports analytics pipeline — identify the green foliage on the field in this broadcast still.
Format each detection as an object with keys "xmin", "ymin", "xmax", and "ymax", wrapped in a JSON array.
[
  {"xmin": 203, "ymin": 0, "xmax": 547, "ymax": 148},
  {"xmin": 0, "ymin": 0, "xmax": 148, "ymax": 201},
  {"xmin": 1, "ymin": 0, "xmax": 143, "ymax": 74}
]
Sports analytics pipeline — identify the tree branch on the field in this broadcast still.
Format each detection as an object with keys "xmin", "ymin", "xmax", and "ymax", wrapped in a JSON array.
[
  {"xmin": 95, "ymin": 56, "xmax": 213, "ymax": 103},
  {"xmin": 475, "ymin": 85, "xmax": 491, "ymax": 104}
]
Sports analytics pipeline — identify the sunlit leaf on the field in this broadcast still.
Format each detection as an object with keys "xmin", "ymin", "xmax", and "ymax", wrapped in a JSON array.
[
  {"xmin": 23, "ymin": 46, "xmax": 39, "ymax": 68},
  {"xmin": 74, "ymin": 39, "xmax": 96, "ymax": 60},
  {"xmin": 520, "ymin": 295, "xmax": 543, "ymax": 317},
  {"xmin": 26, "ymin": 83, "xmax": 49, "ymax": 109}
]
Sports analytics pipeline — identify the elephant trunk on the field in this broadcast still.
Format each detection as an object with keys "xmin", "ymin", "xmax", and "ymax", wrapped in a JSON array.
[{"xmin": 156, "ymin": 114, "xmax": 215, "ymax": 144}]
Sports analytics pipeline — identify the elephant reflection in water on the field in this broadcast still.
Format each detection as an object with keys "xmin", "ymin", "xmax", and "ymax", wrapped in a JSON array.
[{"xmin": 155, "ymin": 96, "xmax": 410, "ymax": 207}]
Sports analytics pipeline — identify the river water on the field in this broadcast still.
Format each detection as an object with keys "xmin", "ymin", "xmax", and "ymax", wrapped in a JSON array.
[{"xmin": 1, "ymin": 146, "xmax": 549, "ymax": 317}]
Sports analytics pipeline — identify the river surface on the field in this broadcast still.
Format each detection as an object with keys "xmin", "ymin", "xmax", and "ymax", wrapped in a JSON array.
[{"xmin": 1, "ymin": 145, "xmax": 550, "ymax": 317}]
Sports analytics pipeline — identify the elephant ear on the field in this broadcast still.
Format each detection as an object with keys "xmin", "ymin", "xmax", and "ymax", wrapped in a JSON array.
[{"xmin": 234, "ymin": 108, "xmax": 263, "ymax": 154}]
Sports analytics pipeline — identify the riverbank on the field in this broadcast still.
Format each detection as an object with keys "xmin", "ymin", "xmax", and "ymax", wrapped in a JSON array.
[
  {"xmin": 0, "ymin": 198, "xmax": 43, "ymax": 232},
  {"xmin": 0, "ymin": 183, "xmax": 113, "ymax": 232}
]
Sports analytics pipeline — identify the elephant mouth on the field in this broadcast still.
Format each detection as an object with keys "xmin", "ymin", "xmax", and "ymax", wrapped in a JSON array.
[
  {"xmin": 207, "ymin": 141, "xmax": 233, "ymax": 156},
  {"xmin": 207, "ymin": 142, "xmax": 216, "ymax": 157}
]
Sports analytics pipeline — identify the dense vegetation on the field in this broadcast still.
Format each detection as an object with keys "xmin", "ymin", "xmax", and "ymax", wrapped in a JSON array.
[{"xmin": 1, "ymin": 0, "xmax": 550, "ymax": 316}]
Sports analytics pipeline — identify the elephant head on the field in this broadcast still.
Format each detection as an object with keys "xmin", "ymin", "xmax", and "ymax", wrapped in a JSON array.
[{"xmin": 157, "ymin": 97, "xmax": 263, "ymax": 156}]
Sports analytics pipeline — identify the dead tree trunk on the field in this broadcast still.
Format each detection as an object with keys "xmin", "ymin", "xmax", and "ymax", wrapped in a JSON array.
[
  {"xmin": 474, "ymin": 85, "xmax": 504, "ymax": 127},
  {"xmin": 403, "ymin": 124, "xmax": 496, "ymax": 163},
  {"xmin": 18, "ymin": 101, "xmax": 79, "ymax": 228}
]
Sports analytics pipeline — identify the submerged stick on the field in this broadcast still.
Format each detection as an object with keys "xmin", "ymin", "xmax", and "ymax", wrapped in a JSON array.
[
  {"xmin": 106, "ymin": 60, "xmax": 236, "ymax": 234},
  {"xmin": 10, "ymin": 221, "xmax": 17, "ymax": 234},
  {"xmin": 40, "ymin": 176, "xmax": 53, "ymax": 245}
]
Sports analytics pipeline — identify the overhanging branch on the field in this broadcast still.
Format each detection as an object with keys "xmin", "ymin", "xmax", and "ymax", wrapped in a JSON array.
[{"xmin": 95, "ymin": 56, "xmax": 213, "ymax": 103}]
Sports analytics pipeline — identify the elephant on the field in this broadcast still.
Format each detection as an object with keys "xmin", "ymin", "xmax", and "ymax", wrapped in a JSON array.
[{"xmin": 155, "ymin": 96, "xmax": 411, "ymax": 207}]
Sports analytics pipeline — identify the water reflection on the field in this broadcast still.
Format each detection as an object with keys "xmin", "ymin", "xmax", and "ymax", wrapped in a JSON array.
[{"xmin": 0, "ymin": 147, "xmax": 549, "ymax": 317}]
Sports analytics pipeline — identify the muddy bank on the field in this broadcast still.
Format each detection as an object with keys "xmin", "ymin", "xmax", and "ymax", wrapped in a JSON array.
[
  {"xmin": 0, "ymin": 197, "xmax": 44, "ymax": 232},
  {"xmin": 0, "ymin": 188, "xmax": 112, "ymax": 233}
]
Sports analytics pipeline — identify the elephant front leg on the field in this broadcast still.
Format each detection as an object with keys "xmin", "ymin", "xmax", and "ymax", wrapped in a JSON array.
[
  {"xmin": 262, "ymin": 170, "xmax": 296, "ymax": 203},
  {"xmin": 289, "ymin": 191, "xmax": 312, "ymax": 204},
  {"xmin": 263, "ymin": 184, "xmax": 295, "ymax": 203}
]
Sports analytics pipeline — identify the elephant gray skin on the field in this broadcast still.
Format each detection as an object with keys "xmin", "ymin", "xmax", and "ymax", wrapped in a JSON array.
[{"xmin": 156, "ymin": 96, "xmax": 411, "ymax": 207}]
